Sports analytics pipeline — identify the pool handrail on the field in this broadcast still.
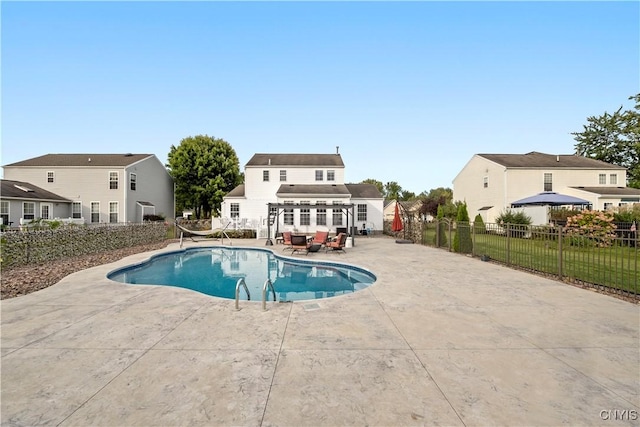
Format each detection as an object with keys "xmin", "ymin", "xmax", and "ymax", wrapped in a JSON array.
[
  {"xmin": 235, "ymin": 278, "xmax": 250, "ymax": 310},
  {"xmin": 262, "ymin": 279, "xmax": 276, "ymax": 311}
]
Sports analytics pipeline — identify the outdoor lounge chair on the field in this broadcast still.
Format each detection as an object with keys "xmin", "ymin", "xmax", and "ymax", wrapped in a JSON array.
[
  {"xmin": 311, "ymin": 230, "xmax": 330, "ymax": 247},
  {"xmin": 289, "ymin": 234, "xmax": 323, "ymax": 255},
  {"xmin": 290, "ymin": 234, "xmax": 311, "ymax": 255},
  {"xmin": 281, "ymin": 231, "xmax": 293, "ymax": 251},
  {"xmin": 325, "ymin": 232, "xmax": 347, "ymax": 253}
]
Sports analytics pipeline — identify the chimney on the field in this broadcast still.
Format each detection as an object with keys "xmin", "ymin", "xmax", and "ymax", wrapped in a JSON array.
[
  {"xmin": 336, "ymin": 146, "xmax": 340, "ymax": 155},
  {"xmin": 556, "ymin": 155, "xmax": 559, "ymax": 162},
  {"xmin": 268, "ymin": 158, "xmax": 271, "ymax": 165}
]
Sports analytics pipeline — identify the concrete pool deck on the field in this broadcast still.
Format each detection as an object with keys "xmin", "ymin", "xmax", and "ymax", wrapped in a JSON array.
[{"xmin": 1, "ymin": 236, "xmax": 638, "ymax": 426}]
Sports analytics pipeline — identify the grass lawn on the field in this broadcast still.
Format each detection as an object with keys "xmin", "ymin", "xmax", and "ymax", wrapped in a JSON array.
[{"xmin": 422, "ymin": 225, "xmax": 638, "ymax": 294}]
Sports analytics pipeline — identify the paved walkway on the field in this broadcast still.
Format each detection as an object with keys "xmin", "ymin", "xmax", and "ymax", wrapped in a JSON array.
[{"xmin": 2, "ymin": 236, "xmax": 639, "ymax": 426}]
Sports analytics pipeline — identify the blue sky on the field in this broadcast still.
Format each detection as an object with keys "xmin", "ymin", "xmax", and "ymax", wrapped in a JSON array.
[{"xmin": 2, "ymin": 1, "xmax": 638, "ymax": 194}]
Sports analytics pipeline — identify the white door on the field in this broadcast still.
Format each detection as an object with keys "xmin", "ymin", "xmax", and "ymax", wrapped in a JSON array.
[{"xmin": 40, "ymin": 203, "xmax": 53, "ymax": 220}]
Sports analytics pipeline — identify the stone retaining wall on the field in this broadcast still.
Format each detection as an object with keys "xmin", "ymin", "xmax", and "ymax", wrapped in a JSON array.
[{"xmin": 1, "ymin": 223, "xmax": 168, "ymax": 269}]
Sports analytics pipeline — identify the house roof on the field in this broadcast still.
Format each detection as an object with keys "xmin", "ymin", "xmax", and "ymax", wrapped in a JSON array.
[
  {"xmin": 276, "ymin": 184, "xmax": 350, "ymax": 196},
  {"xmin": 246, "ymin": 154, "xmax": 345, "ymax": 167},
  {"xmin": 345, "ymin": 183, "xmax": 383, "ymax": 199},
  {"xmin": 0, "ymin": 179, "xmax": 72, "ymax": 202},
  {"xmin": 477, "ymin": 152, "xmax": 623, "ymax": 170},
  {"xmin": 4, "ymin": 153, "xmax": 154, "ymax": 167},
  {"xmin": 225, "ymin": 184, "xmax": 245, "ymax": 197},
  {"xmin": 570, "ymin": 186, "xmax": 640, "ymax": 196}
]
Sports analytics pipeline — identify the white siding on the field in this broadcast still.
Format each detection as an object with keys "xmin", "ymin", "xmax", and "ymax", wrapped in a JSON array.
[{"xmin": 453, "ymin": 154, "xmax": 629, "ymax": 223}]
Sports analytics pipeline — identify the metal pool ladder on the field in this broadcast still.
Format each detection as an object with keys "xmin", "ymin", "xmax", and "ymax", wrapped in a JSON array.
[
  {"xmin": 235, "ymin": 278, "xmax": 250, "ymax": 310},
  {"xmin": 262, "ymin": 279, "xmax": 276, "ymax": 311}
]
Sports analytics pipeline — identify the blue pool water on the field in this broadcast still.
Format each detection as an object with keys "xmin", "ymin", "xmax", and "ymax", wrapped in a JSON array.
[{"xmin": 107, "ymin": 247, "xmax": 376, "ymax": 301}]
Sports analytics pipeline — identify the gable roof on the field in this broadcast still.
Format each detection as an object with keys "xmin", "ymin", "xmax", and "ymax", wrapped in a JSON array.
[
  {"xmin": 276, "ymin": 184, "xmax": 350, "ymax": 196},
  {"xmin": 570, "ymin": 186, "xmax": 640, "ymax": 196},
  {"xmin": 225, "ymin": 184, "xmax": 245, "ymax": 197},
  {"xmin": 4, "ymin": 153, "xmax": 154, "ymax": 168},
  {"xmin": 477, "ymin": 152, "xmax": 623, "ymax": 170},
  {"xmin": 0, "ymin": 179, "xmax": 72, "ymax": 202},
  {"xmin": 246, "ymin": 154, "xmax": 344, "ymax": 167},
  {"xmin": 345, "ymin": 183, "xmax": 383, "ymax": 199}
]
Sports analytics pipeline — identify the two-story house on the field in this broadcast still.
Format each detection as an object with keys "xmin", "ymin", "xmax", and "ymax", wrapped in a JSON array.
[
  {"xmin": 453, "ymin": 151, "xmax": 640, "ymax": 223},
  {"xmin": 2, "ymin": 153, "xmax": 174, "ymax": 224},
  {"xmin": 221, "ymin": 152, "xmax": 384, "ymax": 237}
]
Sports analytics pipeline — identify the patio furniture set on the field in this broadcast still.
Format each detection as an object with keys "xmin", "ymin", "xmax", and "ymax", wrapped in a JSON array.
[{"xmin": 279, "ymin": 231, "xmax": 347, "ymax": 255}]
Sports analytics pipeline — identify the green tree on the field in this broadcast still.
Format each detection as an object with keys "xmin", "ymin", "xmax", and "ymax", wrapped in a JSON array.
[
  {"xmin": 167, "ymin": 135, "xmax": 242, "ymax": 219},
  {"xmin": 361, "ymin": 179, "xmax": 384, "ymax": 195},
  {"xmin": 572, "ymin": 94, "xmax": 640, "ymax": 188},
  {"xmin": 473, "ymin": 213, "xmax": 485, "ymax": 235},
  {"xmin": 384, "ymin": 181, "xmax": 403, "ymax": 201},
  {"xmin": 435, "ymin": 204, "xmax": 447, "ymax": 246},
  {"xmin": 419, "ymin": 187, "xmax": 453, "ymax": 217},
  {"xmin": 453, "ymin": 202, "xmax": 472, "ymax": 253}
]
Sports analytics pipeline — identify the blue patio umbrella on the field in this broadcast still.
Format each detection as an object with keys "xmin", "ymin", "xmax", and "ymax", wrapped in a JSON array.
[{"xmin": 511, "ymin": 192, "xmax": 590, "ymax": 207}]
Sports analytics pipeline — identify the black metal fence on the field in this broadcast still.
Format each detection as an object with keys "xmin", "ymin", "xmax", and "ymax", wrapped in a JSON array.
[{"xmin": 385, "ymin": 219, "xmax": 638, "ymax": 300}]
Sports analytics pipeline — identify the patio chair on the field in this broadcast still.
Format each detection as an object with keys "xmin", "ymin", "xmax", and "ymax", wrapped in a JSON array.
[
  {"xmin": 281, "ymin": 231, "xmax": 293, "ymax": 251},
  {"xmin": 325, "ymin": 233, "xmax": 347, "ymax": 253},
  {"xmin": 311, "ymin": 230, "xmax": 330, "ymax": 246},
  {"xmin": 290, "ymin": 234, "xmax": 312, "ymax": 255}
]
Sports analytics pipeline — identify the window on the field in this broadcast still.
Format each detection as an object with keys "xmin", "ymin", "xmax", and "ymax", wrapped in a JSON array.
[
  {"xmin": 91, "ymin": 202, "xmax": 100, "ymax": 223},
  {"xmin": 604, "ymin": 203, "xmax": 613, "ymax": 211},
  {"xmin": 332, "ymin": 202, "xmax": 343, "ymax": 226},
  {"xmin": 72, "ymin": 202, "xmax": 82, "ymax": 219},
  {"xmin": 357, "ymin": 204, "xmax": 367, "ymax": 222},
  {"xmin": 280, "ymin": 170, "xmax": 287, "ymax": 182},
  {"xmin": 284, "ymin": 201, "xmax": 294, "ymax": 225},
  {"xmin": 610, "ymin": 174, "xmax": 617, "ymax": 185},
  {"xmin": 109, "ymin": 202, "xmax": 118, "ymax": 223},
  {"xmin": 483, "ymin": 176, "xmax": 488, "ymax": 188},
  {"xmin": 315, "ymin": 170, "xmax": 323, "ymax": 181},
  {"xmin": 40, "ymin": 204, "xmax": 52, "ymax": 220},
  {"xmin": 316, "ymin": 201, "xmax": 327, "ymax": 226},
  {"xmin": 543, "ymin": 173, "xmax": 553, "ymax": 192},
  {"xmin": 599, "ymin": 174, "xmax": 606, "ymax": 185},
  {"xmin": 327, "ymin": 170, "xmax": 335, "ymax": 181},
  {"xmin": 23, "ymin": 202, "xmax": 35, "ymax": 220},
  {"xmin": 230, "ymin": 203, "xmax": 240, "ymax": 219},
  {"xmin": 1, "ymin": 201, "xmax": 9, "ymax": 226},
  {"xmin": 109, "ymin": 171, "xmax": 118, "ymax": 190},
  {"xmin": 300, "ymin": 201, "xmax": 310, "ymax": 225},
  {"xmin": 47, "ymin": 171, "xmax": 54, "ymax": 183},
  {"xmin": 263, "ymin": 170, "xmax": 269, "ymax": 182},
  {"xmin": 130, "ymin": 173, "xmax": 137, "ymax": 191}
]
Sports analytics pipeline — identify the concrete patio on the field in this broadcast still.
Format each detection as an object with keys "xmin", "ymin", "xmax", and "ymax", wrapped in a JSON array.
[{"xmin": 2, "ymin": 236, "xmax": 639, "ymax": 426}]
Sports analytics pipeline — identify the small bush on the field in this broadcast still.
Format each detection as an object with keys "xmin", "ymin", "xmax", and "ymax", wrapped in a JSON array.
[
  {"xmin": 565, "ymin": 210, "xmax": 617, "ymax": 247},
  {"xmin": 496, "ymin": 209, "xmax": 532, "ymax": 226},
  {"xmin": 434, "ymin": 205, "xmax": 447, "ymax": 246},
  {"xmin": 473, "ymin": 214, "xmax": 485, "ymax": 235},
  {"xmin": 453, "ymin": 203, "xmax": 472, "ymax": 254}
]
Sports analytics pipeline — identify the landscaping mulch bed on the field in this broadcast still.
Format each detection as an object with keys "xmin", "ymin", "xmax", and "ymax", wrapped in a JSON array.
[{"xmin": 1, "ymin": 240, "xmax": 176, "ymax": 300}]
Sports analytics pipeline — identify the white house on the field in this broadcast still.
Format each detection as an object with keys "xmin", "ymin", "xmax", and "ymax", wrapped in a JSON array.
[
  {"xmin": 221, "ymin": 152, "xmax": 384, "ymax": 237},
  {"xmin": 2, "ymin": 153, "xmax": 174, "ymax": 224},
  {"xmin": 453, "ymin": 151, "xmax": 640, "ymax": 223}
]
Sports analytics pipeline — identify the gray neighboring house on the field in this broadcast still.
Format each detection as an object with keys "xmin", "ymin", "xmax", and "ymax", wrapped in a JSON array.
[
  {"xmin": 0, "ymin": 179, "xmax": 73, "ymax": 227},
  {"xmin": 2, "ymin": 154, "xmax": 174, "ymax": 224}
]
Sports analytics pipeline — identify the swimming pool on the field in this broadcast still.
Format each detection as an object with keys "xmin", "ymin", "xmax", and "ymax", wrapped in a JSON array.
[{"xmin": 107, "ymin": 247, "xmax": 377, "ymax": 302}]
